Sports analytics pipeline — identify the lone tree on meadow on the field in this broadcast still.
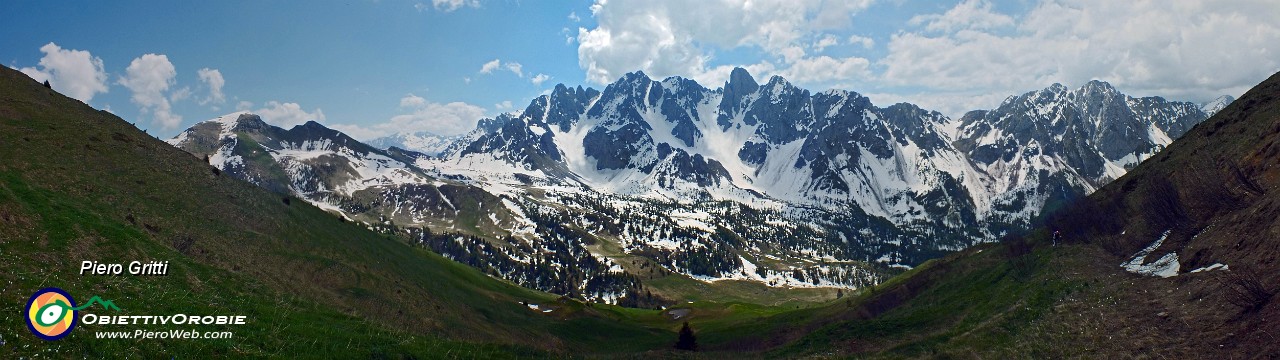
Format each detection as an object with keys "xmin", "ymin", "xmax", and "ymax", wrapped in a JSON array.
[
  {"xmin": 675, "ymin": 321, "xmax": 698, "ymax": 351},
  {"xmin": 43, "ymin": 80, "xmax": 51, "ymax": 89}
]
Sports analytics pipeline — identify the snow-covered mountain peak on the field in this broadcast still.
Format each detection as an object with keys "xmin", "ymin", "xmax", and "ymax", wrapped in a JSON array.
[
  {"xmin": 208, "ymin": 111, "xmax": 252, "ymax": 130},
  {"xmin": 170, "ymin": 68, "xmax": 1221, "ymax": 297},
  {"xmin": 1201, "ymin": 95, "xmax": 1235, "ymax": 117},
  {"xmin": 367, "ymin": 131, "xmax": 460, "ymax": 157},
  {"xmin": 167, "ymin": 111, "xmax": 260, "ymax": 150},
  {"xmin": 953, "ymin": 80, "xmax": 1213, "ymax": 226},
  {"xmin": 761, "ymin": 75, "xmax": 798, "ymax": 98},
  {"xmin": 1079, "ymin": 79, "xmax": 1120, "ymax": 96}
]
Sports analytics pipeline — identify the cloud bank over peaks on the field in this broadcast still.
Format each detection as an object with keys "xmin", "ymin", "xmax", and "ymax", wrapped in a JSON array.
[
  {"xmin": 575, "ymin": 0, "xmax": 874, "ymax": 87},
  {"xmin": 575, "ymin": 0, "xmax": 1280, "ymax": 118},
  {"xmin": 329, "ymin": 93, "xmax": 487, "ymax": 141},
  {"xmin": 880, "ymin": 0, "xmax": 1280, "ymax": 115},
  {"xmin": 254, "ymin": 101, "xmax": 327, "ymax": 129}
]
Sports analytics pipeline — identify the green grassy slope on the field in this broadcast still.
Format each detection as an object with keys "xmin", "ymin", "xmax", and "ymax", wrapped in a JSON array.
[{"xmin": 0, "ymin": 65, "xmax": 678, "ymax": 358}]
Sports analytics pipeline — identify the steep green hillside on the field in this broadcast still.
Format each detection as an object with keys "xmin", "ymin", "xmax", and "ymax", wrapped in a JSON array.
[{"xmin": 0, "ymin": 66, "xmax": 676, "ymax": 358}]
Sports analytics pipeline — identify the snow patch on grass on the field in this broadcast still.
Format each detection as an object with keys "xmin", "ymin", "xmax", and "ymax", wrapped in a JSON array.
[
  {"xmin": 1121, "ymin": 230, "xmax": 1180, "ymax": 278},
  {"xmin": 1189, "ymin": 263, "xmax": 1229, "ymax": 273}
]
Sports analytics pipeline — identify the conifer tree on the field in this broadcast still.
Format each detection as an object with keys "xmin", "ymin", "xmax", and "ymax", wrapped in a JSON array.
[{"xmin": 675, "ymin": 321, "xmax": 698, "ymax": 351}]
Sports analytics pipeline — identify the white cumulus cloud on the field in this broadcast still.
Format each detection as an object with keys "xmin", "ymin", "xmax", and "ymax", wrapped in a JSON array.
[
  {"xmin": 19, "ymin": 42, "xmax": 109, "ymax": 103},
  {"xmin": 479, "ymin": 59, "xmax": 501, "ymax": 74},
  {"xmin": 328, "ymin": 94, "xmax": 488, "ymax": 140},
  {"xmin": 813, "ymin": 34, "xmax": 841, "ymax": 52},
  {"xmin": 530, "ymin": 73, "xmax": 551, "ymax": 86},
  {"xmin": 907, "ymin": 0, "xmax": 1014, "ymax": 33},
  {"xmin": 847, "ymin": 34, "xmax": 874, "ymax": 49},
  {"xmin": 504, "ymin": 62, "xmax": 523, "ymax": 77},
  {"xmin": 197, "ymin": 68, "xmax": 226, "ymax": 106},
  {"xmin": 494, "ymin": 100, "xmax": 514, "ymax": 111},
  {"xmin": 478, "ymin": 59, "xmax": 524, "ymax": 78},
  {"xmin": 400, "ymin": 93, "xmax": 428, "ymax": 108},
  {"xmin": 256, "ymin": 101, "xmax": 326, "ymax": 128},
  {"xmin": 388, "ymin": 97, "xmax": 486, "ymax": 136},
  {"xmin": 118, "ymin": 54, "xmax": 183, "ymax": 129},
  {"xmin": 170, "ymin": 86, "xmax": 192, "ymax": 102},
  {"xmin": 432, "ymin": 0, "xmax": 479, "ymax": 12},
  {"xmin": 781, "ymin": 56, "xmax": 871, "ymax": 84}
]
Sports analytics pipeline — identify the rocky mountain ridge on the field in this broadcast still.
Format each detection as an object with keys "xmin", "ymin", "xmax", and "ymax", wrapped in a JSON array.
[{"xmin": 168, "ymin": 69, "xmax": 1225, "ymax": 301}]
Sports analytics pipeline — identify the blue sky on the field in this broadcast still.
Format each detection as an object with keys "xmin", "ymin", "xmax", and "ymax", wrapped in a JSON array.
[{"xmin": 4, "ymin": 1, "xmax": 1278, "ymax": 140}]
